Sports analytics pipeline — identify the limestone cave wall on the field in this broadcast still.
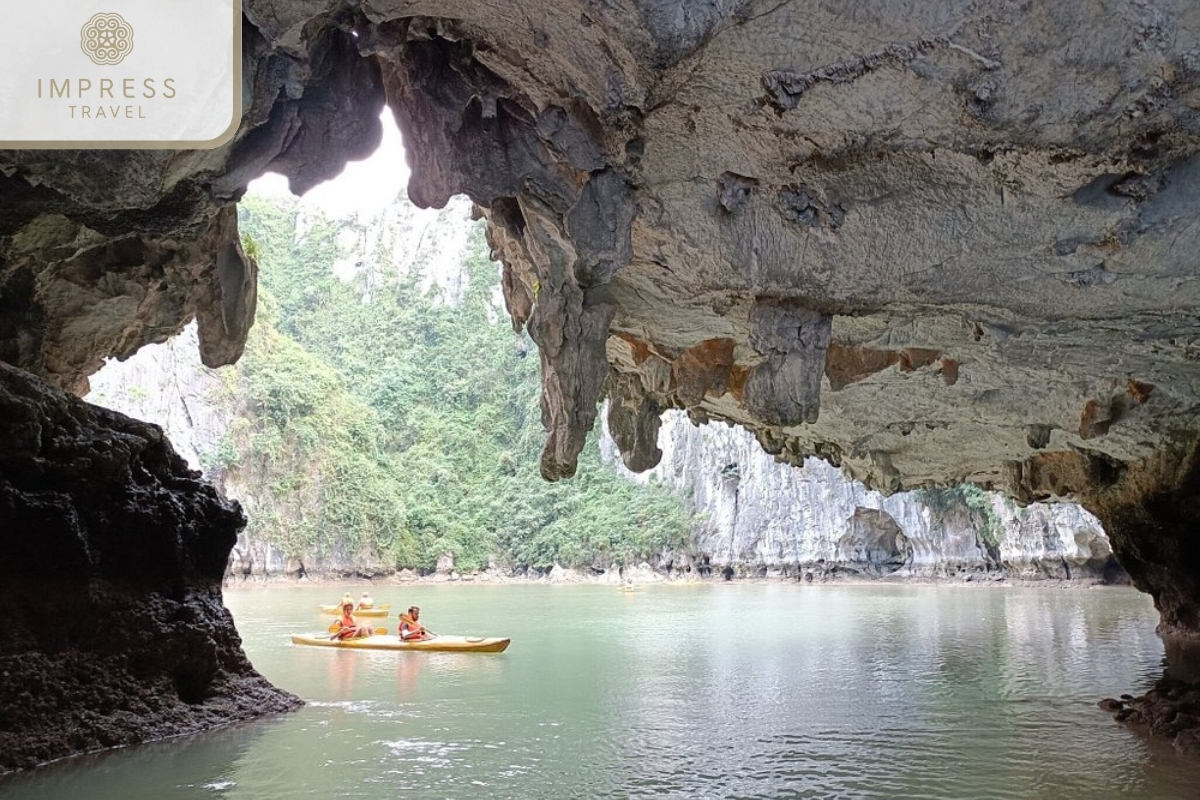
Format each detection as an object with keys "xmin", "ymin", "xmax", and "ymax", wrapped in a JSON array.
[{"xmin": 3, "ymin": 0, "xmax": 1200, "ymax": 768}]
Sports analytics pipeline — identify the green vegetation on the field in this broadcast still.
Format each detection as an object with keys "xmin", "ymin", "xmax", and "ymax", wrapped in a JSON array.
[
  {"xmin": 223, "ymin": 193, "xmax": 693, "ymax": 572},
  {"xmin": 913, "ymin": 483, "xmax": 1002, "ymax": 550}
]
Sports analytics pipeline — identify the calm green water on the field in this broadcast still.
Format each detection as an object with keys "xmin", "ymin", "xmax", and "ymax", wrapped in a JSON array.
[{"xmin": 4, "ymin": 583, "xmax": 1200, "ymax": 799}]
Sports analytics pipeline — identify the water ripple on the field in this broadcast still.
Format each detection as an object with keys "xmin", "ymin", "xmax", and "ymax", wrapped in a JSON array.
[{"xmin": 3, "ymin": 585, "xmax": 1197, "ymax": 800}]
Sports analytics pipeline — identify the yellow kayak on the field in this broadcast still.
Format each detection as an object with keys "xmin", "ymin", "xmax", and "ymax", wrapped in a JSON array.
[
  {"xmin": 317, "ymin": 604, "xmax": 390, "ymax": 617},
  {"xmin": 291, "ymin": 632, "xmax": 511, "ymax": 653}
]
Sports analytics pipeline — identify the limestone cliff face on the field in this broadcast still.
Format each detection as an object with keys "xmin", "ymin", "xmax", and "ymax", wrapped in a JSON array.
[
  {"xmin": 90, "ymin": 329, "xmax": 1116, "ymax": 583},
  {"xmin": 330, "ymin": 195, "xmax": 478, "ymax": 306},
  {"xmin": 88, "ymin": 323, "xmax": 394, "ymax": 579},
  {"xmin": 87, "ymin": 324, "xmax": 230, "ymax": 473},
  {"xmin": 605, "ymin": 411, "xmax": 1118, "ymax": 580}
]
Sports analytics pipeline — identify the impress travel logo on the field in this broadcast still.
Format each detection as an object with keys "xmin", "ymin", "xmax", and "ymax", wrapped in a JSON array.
[
  {"xmin": 80, "ymin": 13, "xmax": 135, "ymax": 66},
  {"xmin": 0, "ymin": 0, "xmax": 241, "ymax": 148}
]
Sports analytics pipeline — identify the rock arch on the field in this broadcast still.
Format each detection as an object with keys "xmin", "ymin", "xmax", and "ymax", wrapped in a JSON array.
[
  {"xmin": 835, "ymin": 508, "xmax": 912, "ymax": 575},
  {"xmin": 2, "ymin": 0, "xmax": 1200, "ymax": 767}
]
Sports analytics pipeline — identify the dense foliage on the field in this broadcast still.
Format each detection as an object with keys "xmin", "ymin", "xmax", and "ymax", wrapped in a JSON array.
[
  {"xmin": 912, "ymin": 484, "xmax": 1002, "ymax": 550},
  {"xmin": 222, "ymin": 193, "xmax": 694, "ymax": 572}
]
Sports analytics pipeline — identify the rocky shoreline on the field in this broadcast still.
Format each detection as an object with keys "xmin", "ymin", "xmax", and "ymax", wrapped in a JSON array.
[
  {"xmin": 1100, "ymin": 681, "xmax": 1200, "ymax": 757},
  {"xmin": 222, "ymin": 562, "xmax": 1128, "ymax": 590},
  {"xmin": 1099, "ymin": 637, "xmax": 1200, "ymax": 756}
]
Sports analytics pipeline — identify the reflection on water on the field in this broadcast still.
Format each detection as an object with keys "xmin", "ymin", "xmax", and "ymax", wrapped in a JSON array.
[
  {"xmin": 393, "ymin": 651, "xmax": 425, "ymax": 699},
  {"xmin": 2, "ymin": 584, "xmax": 1198, "ymax": 800},
  {"xmin": 0, "ymin": 715, "xmax": 286, "ymax": 800},
  {"xmin": 1163, "ymin": 636, "xmax": 1200, "ymax": 684}
]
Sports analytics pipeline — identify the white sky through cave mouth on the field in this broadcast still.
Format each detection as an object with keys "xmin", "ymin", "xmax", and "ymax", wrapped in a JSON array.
[
  {"xmin": 249, "ymin": 107, "xmax": 413, "ymax": 221},
  {"xmin": 247, "ymin": 107, "xmax": 478, "ymax": 296},
  {"xmin": 86, "ymin": 107, "xmax": 484, "ymax": 470}
]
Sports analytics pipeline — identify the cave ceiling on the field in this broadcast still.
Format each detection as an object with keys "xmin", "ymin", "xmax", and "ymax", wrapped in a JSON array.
[{"xmin": 3, "ymin": 0, "xmax": 1200, "ymax": 505}]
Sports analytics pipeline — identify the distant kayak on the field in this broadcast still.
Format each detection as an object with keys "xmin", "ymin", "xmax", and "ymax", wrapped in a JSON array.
[
  {"xmin": 291, "ymin": 632, "xmax": 511, "ymax": 653},
  {"xmin": 317, "ymin": 604, "xmax": 390, "ymax": 617}
]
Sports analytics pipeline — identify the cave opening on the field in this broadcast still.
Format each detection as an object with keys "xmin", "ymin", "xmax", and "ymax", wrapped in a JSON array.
[
  {"xmin": 4, "ymin": 1, "xmax": 1200, "ymax": 784},
  {"xmin": 835, "ymin": 507, "xmax": 911, "ymax": 576}
]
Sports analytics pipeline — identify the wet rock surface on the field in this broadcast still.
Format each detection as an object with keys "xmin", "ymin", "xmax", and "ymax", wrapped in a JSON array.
[
  {"xmin": 0, "ymin": 362, "xmax": 300, "ymax": 773},
  {"xmin": 1100, "ymin": 681, "xmax": 1200, "ymax": 757},
  {"xmin": 1100, "ymin": 642, "xmax": 1200, "ymax": 759}
]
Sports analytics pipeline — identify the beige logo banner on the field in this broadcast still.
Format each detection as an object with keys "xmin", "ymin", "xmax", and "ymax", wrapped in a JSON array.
[{"xmin": 0, "ymin": 0, "xmax": 241, "ymax": 149}]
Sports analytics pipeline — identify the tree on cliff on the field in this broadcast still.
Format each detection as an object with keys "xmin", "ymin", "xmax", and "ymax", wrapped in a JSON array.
[{"xmin": 218, "ymin": 191, "xmax": 693, "ymax": 573}]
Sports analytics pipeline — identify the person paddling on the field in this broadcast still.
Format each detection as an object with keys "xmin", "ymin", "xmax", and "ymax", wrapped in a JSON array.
[
  {"xmin": 333, "ymin": 602, "xmax": 374, "ymax": 640},
  {"xmin": 399, "ymin": 605, "xmax": 434, "ymax": 641},
  {"xmin": 356, "ymin": 591, "xmax": 374, "ymax": 611}
]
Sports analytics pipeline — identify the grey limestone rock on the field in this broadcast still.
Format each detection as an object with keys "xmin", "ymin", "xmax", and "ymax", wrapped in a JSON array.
[
  {"xmin": 5, "ymin": 0, "xmax": 1200, "ymax": 761},
  {"xmin": 604, "ymin": 409, "xmax": 1115, "ymax": 580}
]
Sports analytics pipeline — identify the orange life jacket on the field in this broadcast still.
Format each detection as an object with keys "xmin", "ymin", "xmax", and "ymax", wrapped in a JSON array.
[
  {"xmin": 399, "ymin": 614, "xmax": 427, "ymax": 640},
  {"xmin": 336, "ymin": 611, "xmax": 359, "ymax": 639}
]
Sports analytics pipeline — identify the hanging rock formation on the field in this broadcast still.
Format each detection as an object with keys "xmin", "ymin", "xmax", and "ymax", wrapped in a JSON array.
[{"xmin": 3, "ymin": 0, "xmax": 1200, "ymax": 764}]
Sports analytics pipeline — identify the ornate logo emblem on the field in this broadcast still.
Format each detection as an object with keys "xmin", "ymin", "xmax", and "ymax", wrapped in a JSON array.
[{"xmin": 80, "ymin": 13, "xmax": 134, "ymax": 65}]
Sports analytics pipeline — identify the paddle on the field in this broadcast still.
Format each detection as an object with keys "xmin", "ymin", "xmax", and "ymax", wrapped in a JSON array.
[
  {"xmin": 326, "ymin": 622, "xmax": 386, "ymax": 639},
  {"xmin": 318, "ymin": 606, "xmax": 390, "ymax": 616}
]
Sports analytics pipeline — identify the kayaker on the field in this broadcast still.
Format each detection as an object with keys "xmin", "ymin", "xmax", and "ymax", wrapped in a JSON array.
[
  {"xmin": 356, "ymin": 592, "xmax": 374, "ymax": 611},
  {"xmin": 333, "ymin": 602, "xmax": 374, "ymax": 640},
  {"xmin": 399, "ymin": 606, "xmax": 434, "ymax": 641}
]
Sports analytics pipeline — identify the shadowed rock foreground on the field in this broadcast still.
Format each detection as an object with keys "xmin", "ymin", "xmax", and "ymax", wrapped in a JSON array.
[
  {"xmin": 0, "ymin": 363, "xmax": 300, "ymax": 773},
  {"xmin": 2, "ymin": 0, "xmax": 1200, "ymax": 765}
]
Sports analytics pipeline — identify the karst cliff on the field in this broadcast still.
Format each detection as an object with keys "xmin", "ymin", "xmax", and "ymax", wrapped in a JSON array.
[
  {"xmin": 85, "ymin": 321, "xmax": 1118, "ymax": 583},
  {"xmin": 605, "ymin": 410, "xmax": 1120, "ymax": 582},
  {"xmin": 3, "ymin": 0, "xmax": 1200, "ymax": 769}
]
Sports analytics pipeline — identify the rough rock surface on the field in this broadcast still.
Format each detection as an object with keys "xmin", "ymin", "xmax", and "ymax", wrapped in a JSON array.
[
  {"xmin": 2, "ymin": 0, "xmax": 1200, "ymax": 762},
  {"xmin": 0, "ymin": 362, "xmax": 300, "ymax": 773},
  {"xmin": 89, "ymin": 333, "xmax": 1119, "ymax": 582},
  {"xmin": 1100, "ymin": 682, "xmax": 1200, "ymax": 757},
  {"xmin": 1, "ymin": 0, "xmax": 1198, "ymax": 618},
  {"xmin": 605, "ymin": 409, "xmax": 1120, "ymax": 580}
]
